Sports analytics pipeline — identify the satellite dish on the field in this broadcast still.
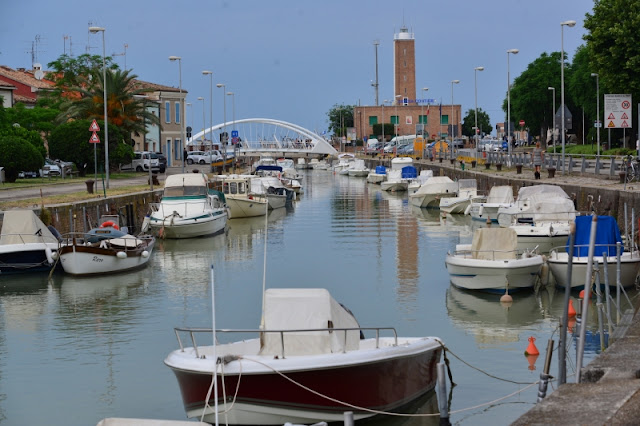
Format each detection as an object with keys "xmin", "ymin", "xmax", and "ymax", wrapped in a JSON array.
[{"xmin": 34, "ymin": 69, "xmax": 44, "ymax": 80}]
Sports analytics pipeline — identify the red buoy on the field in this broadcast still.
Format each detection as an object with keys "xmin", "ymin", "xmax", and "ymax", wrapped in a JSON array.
[
  {"xmin": 568, "ymin": 299, "xmax": 576, "ymax": 317},
  {"xmin": 524, "ymin": 336, "xmax": 540, "ymax": 356}
]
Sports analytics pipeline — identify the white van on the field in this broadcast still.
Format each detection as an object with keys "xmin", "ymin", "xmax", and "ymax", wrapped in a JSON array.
[
  {"xmin": 383, "ymin": 135, "xmax": 417, "ymax": 153},
  {"xmin": 366, "ymin": 138, "xmax": 381, "ymax": 150}
]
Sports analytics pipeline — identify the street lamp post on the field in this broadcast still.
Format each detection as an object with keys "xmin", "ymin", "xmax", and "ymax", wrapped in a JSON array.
[
  {"xmin": 474, "ymin": 68, "xmax": 484, "ymax": 164},
  {"xmin": 216, "ymin": 83, "xmax": 227, "ymax": 173},
  {"xmin": 226, "ymin": 91, "xmax": 236, "ymax": 171},
  {"xmin": 202, "ymin": 70, "xmax": 213, "ymax": 170},
  {"xmin": 421, "ymin": 88, "xmax": 429, "ymax": 160},
  {"xmin": 507, "ymin": 49, "xmax": 519, "ymax": 164},
  {"xmin": 450, "ymin": 80, "xmax": 460, "ymax": 160},
  {"xmin": 197, "ymin": 97, "xmax": 205, "ymax": 151},
  {"xmin": 89, "ymin": 26, "xmax": 109, "ymax": 189},
  {"xmin": 548, "ymin": 87, "xmax": 556, "ymax": 152},
  {"xmin": 381, "ymin": 100, "xmax": 389, "ymax": 146},
  {"xmin": 561, "ymin": 20, "xmax": 576, "ymax": 174},
  {"xmin": 169, "ymin": 55, "xmax": 185, "ymax": 173},
  {"xmin": 394, "ymin": 95, "xmax": 402, "ymax": 156},
  {"xmin": 591, "ymin": 73, "xmax": 600, "ymax": 156}
]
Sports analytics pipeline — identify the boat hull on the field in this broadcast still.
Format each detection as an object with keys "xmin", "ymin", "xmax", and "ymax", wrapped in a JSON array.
[
  {"xmin": 150, "ymin": 213, "xmax": 227, "ymax": 239},
  {"xmin": 409, "ymin": 193, "xmax": 455, "ymax": 209},
  {"xmin": 469, "ymin": 204, "xmax": 500, "ymax": 222},
  {"xmin": 547, "ymin": 252, "xmax": 640, "ymax": 289},
  {"xmin": 445, "ymin": 254, "xmax": 543, "ymax": 293},
  {"xmin": 0, "ymin": 242, "xmax": 59, "ymax": 274},
  {"xmin": 366, "ymin": 173, "xmax": 386, "ymax": 184},
  {"xmin": 227, "ymin": 197, "xmax": 268, "ymax": 219},
  {"xmin": 59, "ymin": 238, "xmax": 155, "ymax": 276},
  {"xmin": 165, "ymin": 337, "xmax": 442, "ymax": 425},
  {"xmin": 381, "ymin": 181, "xmax": 408, "ymax": 192}
]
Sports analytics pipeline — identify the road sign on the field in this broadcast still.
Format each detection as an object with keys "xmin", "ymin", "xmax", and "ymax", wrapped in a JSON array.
[
  {"xmin": 594, "ymin": 121, "xmax": 602, "ymax": 128},
  {"xmin": 231, "ymin": 130, "xmax": 238, "ymax": 138},
  {"xmin": 89, "ymin": 132, "xmax": 100, "ymax": 144},
  {"xmin": 89, "ymin": 119, "xmax": 100, "ymax": 132},
  {"xmin": 604, "ymin": 94, "xmax": 632, "ymax": 128},
  {"xmin": 519, "ymin": 120, "xmax": 525, "ymax": 127}
]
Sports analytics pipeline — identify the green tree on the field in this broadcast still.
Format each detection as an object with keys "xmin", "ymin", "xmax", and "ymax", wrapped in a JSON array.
[
  {"xmin": 461, "ymin": 108, "xmax": 492, "ymax": 138},
  {"xmin": 46, "ymin": 53, "xmax": 118, "ymax": 95},
  {"xmin": 371, "ymin": 123, "xmax": 395, "ymax": 141},
  {"xmin": 0, "ymin": 135, "xmax": 44, "ymax": 182},
  {"xmin": 2, "ymin": 102, "xmax": 60, "ymax": 146},
  {"xmin": 326, "ymin": 104, "xmax": 355, "ymax": 137},
  {"xmin": 584, "ymin": 0, "xmax": 640, "ymax": 147},
  {"xmin": 49, "ymin": 119, "xmax": 132, "ymax": 176},
  {"xmin": 503, "ymin": 52, "xmax": 563, "ymax": 140}
]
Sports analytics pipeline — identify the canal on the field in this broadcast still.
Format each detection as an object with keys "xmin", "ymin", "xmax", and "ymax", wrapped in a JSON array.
[{"xmin": 0, "ymin": 169, "xmax": 634, "ymax": 425}]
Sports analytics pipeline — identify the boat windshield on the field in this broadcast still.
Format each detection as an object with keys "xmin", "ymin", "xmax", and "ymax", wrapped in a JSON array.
[{"xmin": 164, "ymin": 186, "xmax": 207, "ymax": 197}]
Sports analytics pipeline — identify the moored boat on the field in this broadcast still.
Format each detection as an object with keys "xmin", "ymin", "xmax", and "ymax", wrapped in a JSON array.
[
  {"xmin": 440, "ymin": 179, "xmax": 483, "ymax": 214},
  {"xmin": 149, "ymin": 173, "xmax": 228, "ymax": 239},
  {"xmin": 409, "ymin": 176, "xmax": 458, "ymax": 209},
  {"xmin": 211, "ymin": 175, "xmax": 268, "ymax": 219},
  {"xmin": 467, "ymin": 185, "xmax": 514, "ymax": 222},
  {"xmin": 445, "ymin": 227, "xmax": 543, "ymax": 293},
  {"xmin": 366, "ymin": 165, "xmax": 387, "ymax": 184},
  {"xmin": 165, "ymin": 288, "xmax": 443, "ymax": 425}
]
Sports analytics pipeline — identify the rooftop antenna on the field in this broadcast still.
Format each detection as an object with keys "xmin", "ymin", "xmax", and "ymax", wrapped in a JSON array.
[
  {"xmin": 372, "ymin": 40, "xmax": 379, "ymax": 106},
  {"xmin": 63, "ymin": 35, "xmax": 73, "ymax": 56},
  {"xmin": 86, "ymin": 21, "xmax": 97, "ymax": 53},
  {"xmin": 112, "ymin": 43, "xmax": 129, "ymax": 70}
]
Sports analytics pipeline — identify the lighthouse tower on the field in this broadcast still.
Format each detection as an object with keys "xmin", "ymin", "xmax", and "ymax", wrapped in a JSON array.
[{"xmin": 393, "ymin": 25, "xmax": 416, "ymax": 104}]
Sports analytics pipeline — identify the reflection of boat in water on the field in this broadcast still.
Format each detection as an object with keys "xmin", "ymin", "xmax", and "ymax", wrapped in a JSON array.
[
  {"xmin": 57, "ymin": 271, "xmax": 149, "ymax": 305},
  {"xmin": 445, "ymin": 285, "xmax": 542, "ymax": 345}
]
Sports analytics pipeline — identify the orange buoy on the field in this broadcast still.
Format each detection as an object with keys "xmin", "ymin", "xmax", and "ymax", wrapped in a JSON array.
[
  {"xmin": 568, "ymin": 299, "xmax": 576, "ymax": 317},
  {"xmin": 527, "ymin": 353, "xmax": 539, "ymax": 371},
  {"xmin": 567, "ymin": 317, "xmax": 577, "ymax": 333},
  {"xmin": 579, "ymin": 289, "xmax": 585, "ymax": 299},
  {"xmin": 524, "ymin": 336, "xmax": 540, "ymax": 356}
]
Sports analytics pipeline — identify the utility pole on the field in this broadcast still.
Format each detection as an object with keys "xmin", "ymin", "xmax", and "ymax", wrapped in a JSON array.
[{"xmin": 372, "ymin": 40, "xmax": 379, "ymax": 106}]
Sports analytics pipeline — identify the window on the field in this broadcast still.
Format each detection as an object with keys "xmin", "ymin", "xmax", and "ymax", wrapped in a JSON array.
[
  {"xmin": 404, "ymin": 60, "xmax": 407, "ymax": 67},
  {"xmin": 441, "ymin": 115, "xmax": 449, "ymax": 125},
  {"xmin": 174, "ymin": 139, "xmax": 182, "ymax": 160},
  {"xmin": 419, "ymin": 115, "xmax": 428, "ymax": 124},
  {"xmin": 403, "ymin": 48, "xmax": 406, "ymax": 55},
  {"xmin": 369, "ymin": 116, "xmax": 378, "ymax": 125},
  {"xmin": 174, "ymin": 102, "xmax": 181, "ymax": 124},
  {"xmin": 165, "ymin": 101, "xmax": 170, "ymax": 123},
  {"xmin": 391, "ymin": 116, "xmax": 398, "ymax": 125}
]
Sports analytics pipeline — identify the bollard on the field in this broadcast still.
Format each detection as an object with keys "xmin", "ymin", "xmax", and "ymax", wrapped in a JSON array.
[
  {"xmin": 537, "ymin": 339, "xmax": 555, "ymax": 402},
  {"xmin": 343, "ymin": 411, "xmax": 354, "ymax": 426}
]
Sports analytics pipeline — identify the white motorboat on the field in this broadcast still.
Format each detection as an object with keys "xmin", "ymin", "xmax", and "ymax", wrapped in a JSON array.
[
  {"xmin": 440, "ymin": 179, "xmax": 483, "ymax": 214},
  {"xmin": 310, "ymin": 158, "xmax": 329, "ymax": 170},
  {"xmin": 250, "ymin": 176, "xmax": 290, "ymax": 210},
  {"xmin": 281, "ymin": 177, "xmax": 302, "ymax": 194},
  {"xmin": 366, "ymin": 165, "xmax": 387, "ymax": 184},
  {"xmin": 332, "ymin": 153, "xmax": 355, "ymax": 172},
  {"xmin": 0, "ymin": 209, "xmax": 60, "ymax": 274},
  {"xmin": 547, "ymin": 215, "xmax": 640, "ymax": 289},
  {"xmin": 253, "ymin": 155, "xmax": 278, "ymax": 172},
  {"xmin": 408, "ymin": 169, "xmax": 434, "ymax": 194},
  {"xmin": 467, "ymin": 185, "xmax": 514, "ymax": 223},
  {"xmin": 445, "ymin": 227, "xmax": 543, "ymax": 293},
  {"xmin": 347, "ymin": 159, "xmax": 370, "ymax": 177},
  {"xmin": 277, "ymin": 158, "xmax": 303, "ymax": 180},
  {"xmin": 149, "ymin": 173, "xmax": 228, "ymax": 239},
  {"xmin": 211, "ymin": 175, "xmax": 268, "ymax": 219},
  {"xmin": 296, "ymin": 157, "xmax": 312, "ymax": 169},
  {"xmin": 380, "ymin": 157, "xmax": 414, "ymax": 192},
  {"xmin": 409, "ymin": 176, "xmax": 458, "ymax": 208},
  {"xmin": 58, "ymin": 221, "xmax": 155, "ymax": 276},
  {"xmin": 165, "ymin": 288, "xmax": 443, "ymax": 425},
  {"xmin": 496, "ymin": 184, "xmax": 575, "ymax": 228},
  {"xmin": 510, "ymin": 221, "xmax": 572, "ymax": 254}
]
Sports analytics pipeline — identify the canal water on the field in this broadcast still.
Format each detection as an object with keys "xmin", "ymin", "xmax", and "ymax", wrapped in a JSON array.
[{"xmin": 0, "ymin": 170, "xmax": 635, "ymax": 426}]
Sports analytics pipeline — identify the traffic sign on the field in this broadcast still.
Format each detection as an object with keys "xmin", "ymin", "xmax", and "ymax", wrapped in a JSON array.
[
  {"xmin": 89, "ymin": 132, "xmax": 100, "ymax": 144},
  {"xmin": 231, "ymin": 130, "xmax": 238, "ymax": 138},
  {"xmin": 604, "ymin": 94, "xmax": 633, "ymax": 128},
  {"xmin": 89, "ymin": 119, "xmax": 100, "ymax": 132},
  {"xmin": 519, "ymin": 120, "xmax": 525, "ymax": 127}
]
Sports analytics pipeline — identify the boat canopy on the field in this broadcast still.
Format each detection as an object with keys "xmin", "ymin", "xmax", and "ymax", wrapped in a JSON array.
[
  {"xmin": 486, "ymin": 186, "xmax": 514, "ymax": 204},
  {"xmin": 390, "ymin": 157, "xmax": 413, "ymax": 170},
  {"xmin": 471, "ymin": 228, "xmax": 518, "ymax": 260},
  {"xmin": 375, "ymin": 165, "xmax": 387, "ymax": 174},
  {"xmin": 255, "ymin": 165, "xmax": 283, "ymax": 173},
  {"xmin": 259, "ymin": 288, "xmax": 360, "ymax": 356},
  {"xmin": 0, "ymin": 210, "xmax": 58, "ymax": 245},
  {"xmin": 401, "ymin": 165, "xmax": 417, "ymax": 179},
  {"xmin": 415, "ymin": 169, "xmax": 434, "ymax": 186},
  {"xmin": 458, "ymin": 179, "xmax": 477, "ymax": 190},
  {"xmin": 569, "ymin": 215, "xmax": 622, "ymax": 257},
  {"xmin": 515, "ymin": 184, "xmax": 576, "ymax": 222},
  {"xmin": 414, "ymin": 176, "xmax": 457, "ymax": 195}
]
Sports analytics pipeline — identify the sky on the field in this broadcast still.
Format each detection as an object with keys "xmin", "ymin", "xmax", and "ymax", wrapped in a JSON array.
[{"xmin": 1, "ymin": 0, "xmax": 596, "ymax": 137}]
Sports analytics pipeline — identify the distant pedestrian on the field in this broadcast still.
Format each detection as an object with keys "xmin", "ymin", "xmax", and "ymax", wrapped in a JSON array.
[{"xmin": 532, "ymin": 142, "xmax": 544, "ymax": 179}]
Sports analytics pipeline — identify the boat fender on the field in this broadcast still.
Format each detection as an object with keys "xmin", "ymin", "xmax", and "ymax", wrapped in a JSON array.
[
  {"xmin": 464, "ymin": 204, "xmax": 472, "ymax": 216},
  {"xmin": 50, "ymin": 250, "xmax": 59, "ymax": 261},
  {"xmin": 44, "ymin": 247, "xmax": 55, "ymax": 265},
  {"xmin": 100, "ymin": 221, "xmax": 119, "ymax": 230},
  {"xmin": 140, "ymin": 215, "xmax": 151, "ymax": 233},
  {"xmin": 116, "ymin": 251, "xmax": 127, "ymax": 259},
  {"xmin": 141, "ymin": 250, "xmax": 149, "ymax": 258},
  {"xmin": 478, "ymin": 205, "xmax": 484, "ymax": 217}
]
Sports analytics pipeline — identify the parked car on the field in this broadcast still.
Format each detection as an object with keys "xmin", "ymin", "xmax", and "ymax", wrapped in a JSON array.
[
  {"xmin": 18, "ymin": 170, "xmax": 40, "ymax": 178},
  {"xmin": 397, "ymin": 143, "xmax": 414, "ymax": 154},
  {"xmin": 120, "ymin": 151, "xmax": 160, "ymax": 172},
  {"xmin": 187, "ymin": 150, "xmax": 223, "ymax": 165},
  {"xmin": 186, "ymin": 151, "xmax": 205, "ymax": 165},
  {"xmin": 452, "ymin": 139, "xmax": 465, "ymax": 149},
  {"xmin": 41, "ymin": 158, "xmax": 73, "ymax": 177},
  {"xmin": 154, "ymin": 152, "xmax": 167, "ymax": 173}
]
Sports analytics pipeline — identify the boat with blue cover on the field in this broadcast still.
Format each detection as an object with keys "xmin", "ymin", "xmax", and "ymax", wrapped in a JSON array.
[
  {"xmin": 547, "ymin": 215, "xmax": 640, "ymax": 289},
  {"xmin": 366, "ymin": 165, "xmax": 387, "ymax": 184}
]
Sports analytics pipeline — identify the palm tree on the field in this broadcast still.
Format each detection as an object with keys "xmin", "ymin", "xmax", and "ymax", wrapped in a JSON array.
[{"xmin": 57, "ymin": 68, "xmax": 160, "ymax": 136}]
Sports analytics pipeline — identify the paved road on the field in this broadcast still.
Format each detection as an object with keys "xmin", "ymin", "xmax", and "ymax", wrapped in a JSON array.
[{"xmin": 0, "ymin": 165, "xmax": 205, "ymax": 203}]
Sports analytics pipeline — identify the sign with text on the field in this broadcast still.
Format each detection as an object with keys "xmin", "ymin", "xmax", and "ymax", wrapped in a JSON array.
[{"xmin": 604, "ymin": 94, "xmax": 632, "ymax": 128}]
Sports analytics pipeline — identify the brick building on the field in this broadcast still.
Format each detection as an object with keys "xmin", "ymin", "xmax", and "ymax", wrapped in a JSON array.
[{"xmin": 354, "ymin": 26, "xmax": 460, "ymax": 143}]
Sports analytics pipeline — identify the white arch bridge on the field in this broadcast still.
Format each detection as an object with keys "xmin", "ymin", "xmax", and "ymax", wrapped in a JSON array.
[{"xmin": 189, "ymin": 118, "xmax": 337, "ymax": 156}]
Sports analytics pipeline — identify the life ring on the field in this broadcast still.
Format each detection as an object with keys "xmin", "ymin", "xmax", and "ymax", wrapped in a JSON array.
[{"xmin": 100, "ymin": 221, "xmax": 120, "ymax": 230}]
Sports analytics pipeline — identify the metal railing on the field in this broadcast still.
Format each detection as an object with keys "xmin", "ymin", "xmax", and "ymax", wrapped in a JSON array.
[{"xmin": 173, "ymin": 326, "xmax": 399, "ymax": 359}]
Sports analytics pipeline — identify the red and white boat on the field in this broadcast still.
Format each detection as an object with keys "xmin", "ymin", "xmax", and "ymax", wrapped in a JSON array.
[{"xmin": 165, "ymin": 288, "xmax": 443, "ymax": 425}]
